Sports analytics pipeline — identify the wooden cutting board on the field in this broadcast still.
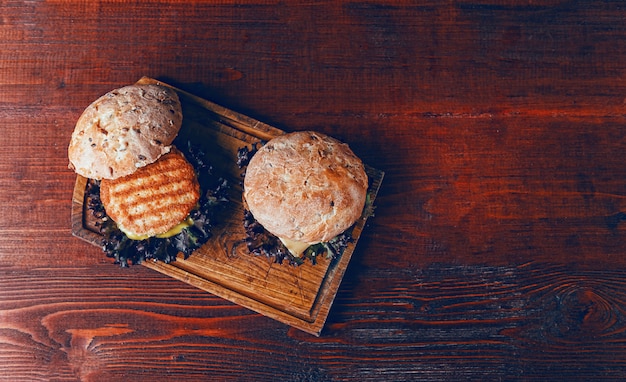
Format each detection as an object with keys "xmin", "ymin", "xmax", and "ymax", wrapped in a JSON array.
[{"xmin": 71, "ymin": 77, "xmax": 384, "ymax": 336}]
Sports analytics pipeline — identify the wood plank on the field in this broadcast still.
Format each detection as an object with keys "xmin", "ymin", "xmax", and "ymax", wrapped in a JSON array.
[{"xmin": 3, "ymin": 263, "xmax": 626, "ymax": 380}]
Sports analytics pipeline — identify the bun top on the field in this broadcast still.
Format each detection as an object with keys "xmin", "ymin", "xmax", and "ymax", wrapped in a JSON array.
[
  {"xmin": 68, "ymin": 84, "xmax": 183, "ymax": 180},
  {"xmin": 243, "ymin": 131, "xmax": 368, "ymax": 244}
]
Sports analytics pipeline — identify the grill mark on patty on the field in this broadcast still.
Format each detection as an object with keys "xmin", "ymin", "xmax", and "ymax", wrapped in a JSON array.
[
  {"xmin": 108, "ymin": 173, "xmax": 195, "ymax": 202},
  {"xmin": 122, "ymin": 203, "xmax": 196, "ymax": 233},
  {"xmin": 116, "ymin": 184, "xmax": 198, "ymax": 215},
  {"xmin": 100, "ymin": 149, "xmax": 200, "ymax": 236}
]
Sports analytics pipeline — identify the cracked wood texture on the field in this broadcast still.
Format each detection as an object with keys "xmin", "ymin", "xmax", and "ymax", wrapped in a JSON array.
[{"xmin": 2, "ymin": 0, "xmax": 626, "ymax": 380}]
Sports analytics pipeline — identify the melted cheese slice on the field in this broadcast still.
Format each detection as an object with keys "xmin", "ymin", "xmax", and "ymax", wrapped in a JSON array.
[
  {"xmin": 120, "ymin": 217, "xmax": 194, "ymax": 241},
  {"xmin": 278, "ymin": 236, "xmax": 313, "ymax": 257}
]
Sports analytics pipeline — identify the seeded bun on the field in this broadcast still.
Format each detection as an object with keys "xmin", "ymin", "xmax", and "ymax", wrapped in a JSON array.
[
  {"xmin": 243, "ymin": 131, "xmax": 368, "ymax": 244},
  {"xmin": 68, "ymin": 84, "xmax": 183, "ymax": 180}
]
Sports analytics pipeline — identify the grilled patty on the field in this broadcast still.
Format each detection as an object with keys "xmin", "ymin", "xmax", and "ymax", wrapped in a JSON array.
[{"xmin": 100, "ymin": 148, "xmax": 200, "ymax": 238}]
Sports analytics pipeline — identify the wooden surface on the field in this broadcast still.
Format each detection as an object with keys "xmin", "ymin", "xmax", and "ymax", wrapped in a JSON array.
[{"xmin": 2, "ymin": 0, "xmax": 626, "ymax": 380}]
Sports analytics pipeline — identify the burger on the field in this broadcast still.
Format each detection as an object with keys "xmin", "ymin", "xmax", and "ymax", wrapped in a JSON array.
[
  {"xmin": 68, "ymin": 83, "xmax": 227, "ymax": 266},
  {"xmin": 239, "ymin": 131, "xmax": 370, "ymax": 265}
]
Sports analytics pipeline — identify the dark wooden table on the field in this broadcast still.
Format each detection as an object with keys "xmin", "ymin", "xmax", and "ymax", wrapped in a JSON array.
[{"xmin": 3, "ymin": 1, "xmax": 626, "ymax": 380}]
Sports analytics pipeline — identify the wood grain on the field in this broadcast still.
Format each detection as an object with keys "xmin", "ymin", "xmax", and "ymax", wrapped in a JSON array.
[
  {"xmin": 3, "ymin": 263, "xmax": 626, "ymax": 380},
  {"xmin": 2, "ymin": 0, "xmax": 626, "ymax": 380}
]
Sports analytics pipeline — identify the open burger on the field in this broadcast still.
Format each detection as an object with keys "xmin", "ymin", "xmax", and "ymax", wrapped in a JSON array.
[
  {"xmin": 69, "ymin": 83, "xmax": 227, "ymax": 266},
  {"xmin": 239, "ymin": 131, "xmax": 369, "ymax": 265}
]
